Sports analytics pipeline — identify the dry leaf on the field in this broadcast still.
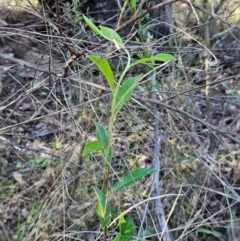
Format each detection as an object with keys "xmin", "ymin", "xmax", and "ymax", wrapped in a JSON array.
[{"xmin": 13, "ymin": 171, "xmax": 24, "ymax": 184}]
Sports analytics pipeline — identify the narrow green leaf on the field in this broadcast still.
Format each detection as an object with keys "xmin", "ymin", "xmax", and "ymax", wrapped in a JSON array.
[
  {"xmin": 152, "ymin": 53, "xmax": 175, "ymax": 62},
  {"xmin": 130, "ymin": 0, "xmax": 137, "ymax": 9},
  {"xmin": 88, "ymin": 55, "xmax": 114, "ymax": 90},
  {"xmin": 118, "ymin": 213, "xmax": 125, "ymax": 227},
  {"xmin": 99, "ymin": 26, "xmax": 124, "ymax": 47},
  {"xmin": 120, "ymin": 216, "xmax": 136, "ymax": 235},
  {"xmin": 99, "ymin": 26, "xmax": 112, "ymax": 41},
  {"xmin": 197, "ymin": 228, "xmax": 222, "ymax": 238},
  {"xmin": 111, "ymin": 168, "xmax": 157, "ymax": 192},
  {"xmin": 83, "ymin": 14, "xmax": 124, "ymax": 48},
  {"xmin": 114, "ymin": 76, "xmax": 140, "ymax": 116},
  {"xmin": 83, "ymin": 141, "xmax": 104, "ymax": 156},
  {"xmin": 131, "ymin": 57, "xmax": 152, "ymax": 66},
  {"xmin": 100, "ymin": 215, "xmax": 112, "ymax": 229},
  {"xmin": 83, "ymin": 15, "xmax": 105, "ymax": 38},
  {"xmin": 93, "ymin": 187, "xmax": 106, "ymax": 218},
  {"xmin": 93, "ymin": 187, "xmax": 112, "ymax": 228},
  {"xmin": 93, "ymin": 120, "xmax": 108, "ymax": 148},
  {"xmin": 131, "ymin": 53, "xmax": 175, "ymax": 67},
  {"xmin": 114, "ymin": 235, "xmax": 131, "ymax": 241}
]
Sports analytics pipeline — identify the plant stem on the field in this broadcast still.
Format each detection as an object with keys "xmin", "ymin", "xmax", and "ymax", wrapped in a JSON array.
[{"xmin": 102, "ymin": 48, "xmax": 132, "ymax": 237}]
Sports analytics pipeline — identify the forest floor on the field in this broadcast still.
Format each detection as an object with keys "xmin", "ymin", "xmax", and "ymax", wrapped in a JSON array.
[{"xmin": 0, "ymin": 3, "xmax": 240, "ymax": 241}]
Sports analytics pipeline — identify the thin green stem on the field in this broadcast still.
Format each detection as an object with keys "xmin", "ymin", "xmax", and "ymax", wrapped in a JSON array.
[
  {"xmin": 107, "ymin": 47, "xmax": 131, "ymax": 154},
  {"xmin": 102, "ymin": 48, "xmax": 132, "ymax": 236}
]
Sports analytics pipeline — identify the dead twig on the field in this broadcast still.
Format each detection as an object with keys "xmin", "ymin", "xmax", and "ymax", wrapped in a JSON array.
[
  {"xmin": 181, "ymin": 0, "xmax": 240, "ymax": 31},
  {"xmin": 203, "ymin": 1, "xmax": 217, "ymax": 153},
  {"xmin": 116, "ymin": 0, "xmax": 129, "ymax": 28},
  {"xmin": 55, "ymin": 0, "xmax": 78, "ymax": 56},
  {"xmin": 0, "ymin": 53, "xmax": 57, "ymax": 75},
  {"xmin": 134, "ymin": 96, "xmax": 240, "ymax": 144},
  {"xmin": 150, "ymin": 52, "xmax": 172, "ymax": 241}
]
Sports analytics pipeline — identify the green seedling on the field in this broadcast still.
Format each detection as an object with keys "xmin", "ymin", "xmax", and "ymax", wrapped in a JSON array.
[{"xmin": 82, "ymin": 14, "xmax": 174, "ymax": 240}]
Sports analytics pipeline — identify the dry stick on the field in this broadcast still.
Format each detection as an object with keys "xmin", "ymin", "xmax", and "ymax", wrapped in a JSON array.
[
  {"xmin": 162, "ymin": 75, "xmax": 240, "ymax": 103},
  {"xmin": 181, "ymin": 0, "xmax": 240, "ymax": 31},
  {"xmin": 0, "ymin": 53, "xmax": 56, "ymax": 76},
  {"xmin": 134, "ymin": 0, "xmax": 148, "ymax": 17},
  {"xmin": 153, "ymin": 138, "xmax": 171, "ymax": 241},
  {"xmin": 212, "ymin": 0, "xmax": 227, "ymax": 16},
  {"xmin": 0, "ymin": 56, "xmax": 106, "ymax": 112},
  {"xmin": 128, "ymin": 0, "xmax": 148, "ymax": 40},
  {"xmin": 0, "ymin": 52, "xmax": 106, "ymax": 88},
  {"xmin": 204, "ymin": 0, "xmax": 230, "ymax": 153},
  {"xmin": 132, "ymin": 96, "xmax": 240, "ymax": 201},
  {"xmin": 59, "ymin": 0, "xmax": 179, "ymax": 78},
  {"xmin": 108, "ymin": 194, "xmax": 184, "ymax": 230},
  {"xmin": 55, "ymin": 0, "xmax": 78, "ymax": 56},
  {"xmin": 116, "ymin": 0, "xmax": 128, "ymax": 28},
  {"xmin": 0, "ymin": 75, "xmax": 106, "ymax": 111},
  {"xmin": 69, "ymin": 145, "xmax": 84, "ymax": 198},
  {"xmin": 134, "ymin": 96, "xmax": 240, "ymax": 144},
  {"xmin": 0, "ymin": 68, "xmax": 2, "ymax": 95},
  {"xmin": 151, "ymin": 57, "xmax": 172, "ymax": 241},
  {"xmin": 184, "ymin": 0, "xmax": 236, "ymax": 151},
  {"xmin": 55, "ymin": 0, "xmax": 62, "ymax": 35},
  {"xmin": 203, "ymin": 1, "xmax": 216, "ymax": 153},
  {"xmin": 0, "ymin": 221, "xmax": 11, "ymax": 241}
]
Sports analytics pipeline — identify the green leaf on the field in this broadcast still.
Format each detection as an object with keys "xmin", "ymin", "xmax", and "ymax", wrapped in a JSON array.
[
  {"xmin": 83, "ymin": 14, "xmax": 124, "ymax": 48},
  {"xmin": 119, "ymin": 216, "xmax": 136, "ymax": 235},
  {"xmin": 131, "ymin": 53, "xmax": 175, "ymax": 67},
  {"xmin": 83, "ymin": 15, "xmax": 105, "ymax": 38},
  {"xmin": 114, "ymin": 235, "xmax": 131, "ymax": 241},
  {"xmin": 27, "ymin": 158, "xmax": 35, "ymax": 165},
  {"xmin": 93, "ymin": 187, "xmax": 107, "ymax": 219},
  {"xmin": 93, "ymin": 120, "xmax": 108, "ymax": 148},
  {"xmin": 93, "ymin": 187, "xmax": 112, "ymax": 228},
  {"xmin": 152, "ymin": 53, "xmax": 175, "ymax": 62},
  {"xmin": 197, "ymin": 228, "xmax": 222, "ymax": 238},
  {"xmin": 118, "ymin": 213, "xmax": 125, "ymax": 227},
  {"xmin": 130, "ymin": 0, "xmax": 137, "ymax": 9},
  {"xmin": 114, "ymin": 76, "xmax": 140, "ymax": 116},
  {"xmin": 16, "ymin": 162, "xmax": 23, "ymax": 168},
  {"xmin": 83, "ymin": 141, "xmax": 104, "ymax": 156},
  {"xmin": 88, "ymin": 55, "xmax": 114, "ymax": 90},
  {"xmin": 99, "ymin": 26, "xmax": 124, "ymax": 47},
  {"xmin": 111, "ymin": 168, "xmax": 157, "ymax": 192},
  {"xmin": 41, "ymin": 159, "xmax": 49, "ymax": 168}
]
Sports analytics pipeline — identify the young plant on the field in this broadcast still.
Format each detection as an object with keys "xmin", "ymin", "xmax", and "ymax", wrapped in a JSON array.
[{"xmin": 82, "ymin": 15, "xmax": 174, "ymax": 240}]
